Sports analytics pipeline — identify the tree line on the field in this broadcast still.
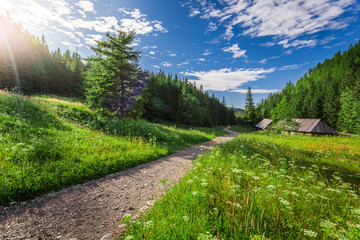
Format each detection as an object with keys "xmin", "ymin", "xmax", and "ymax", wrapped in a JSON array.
[
  {"xmin": 0, "ymin": 15, "xmax": 235, "ymax": 127},
  {"xmin": 256, "ymin": 40, "xmax": 360, "ymax": 133},
  {"xmin": 0, "ymin": 15, "xmax": 85, "ymax": 97}
]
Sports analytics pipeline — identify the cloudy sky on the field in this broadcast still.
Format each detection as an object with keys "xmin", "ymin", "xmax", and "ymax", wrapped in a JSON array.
[{"xmin": 1, "ymin": 0, "xmax": 359, "ymax": 108}]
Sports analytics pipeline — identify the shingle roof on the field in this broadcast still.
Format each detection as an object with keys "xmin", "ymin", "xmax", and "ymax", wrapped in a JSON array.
[{"xmin": 255, "ymin": 118, "xmax": 273, "ymax": 130}]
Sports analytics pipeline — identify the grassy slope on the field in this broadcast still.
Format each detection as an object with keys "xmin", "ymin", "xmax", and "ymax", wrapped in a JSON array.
[
  {"xmin": 121, "ymin": 127, "xmax": 360, "ymax": 239},
  {"xmin": 0, "ymin": 92, "xmax": 226, "ymax": 206}
]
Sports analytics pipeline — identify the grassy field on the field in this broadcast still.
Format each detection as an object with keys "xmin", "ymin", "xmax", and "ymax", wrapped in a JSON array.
[
  {"xmin": 120, "ymin": 128, "xmax": 360, "ymax": 239},
  {"xmin": 0, "ymin": 91, "xmax": 226, "ymax": 206}
]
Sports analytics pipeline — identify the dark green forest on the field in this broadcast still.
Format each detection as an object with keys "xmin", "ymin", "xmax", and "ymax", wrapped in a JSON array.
[
  {"xmin": 0, "ymin": 15, "xmax": 234, "ymax": 127},
  {"xmin": 256, "ymin": 40, "xmax": 360, "ymax": 133}
]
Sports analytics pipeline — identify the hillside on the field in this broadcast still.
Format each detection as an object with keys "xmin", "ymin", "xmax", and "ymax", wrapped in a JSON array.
[
  {"xmin": 0, "ymin": 91, "xmax": 226, "ymax": 206},
  {"xmin": 257, "ymin": 40, "xmax": 360, "ymax": 133}
]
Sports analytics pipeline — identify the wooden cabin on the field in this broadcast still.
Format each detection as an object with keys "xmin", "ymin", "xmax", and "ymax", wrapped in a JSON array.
[
  {"xmin": 279, "ymin": 118, "xmax": 337, "ymax": 135},
  {"xmin": 255, "ymin": 118, "xmax": 273, "ymax": 130}
]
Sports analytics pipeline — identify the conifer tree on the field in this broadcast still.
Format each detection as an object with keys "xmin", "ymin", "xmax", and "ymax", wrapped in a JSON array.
[
  {"xmin": 84, "ymin": 30, "xmax": 147, "ymax": 118},
  {"xmin": 244, "ymin": 87, "xmax": 256, "ymax": 125}
]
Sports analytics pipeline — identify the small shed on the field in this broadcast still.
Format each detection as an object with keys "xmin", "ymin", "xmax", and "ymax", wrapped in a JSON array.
[
  {"xmin": 293, "ymin": 119, "xmax": 337, "ymax": 135},
  {"xmin": 255, "ymin": 118, "xmax": 273, "ymax": 130},
  {"xmin": 278, "ymin": 118, "xmax": 337, "ymax": 135}
]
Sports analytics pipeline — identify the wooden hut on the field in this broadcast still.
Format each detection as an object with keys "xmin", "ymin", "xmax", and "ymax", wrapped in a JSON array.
[
  {"xmin": 279, "ymin": 118, "xmax": 337, "ymax": 135},
  {"xmin": 255, "ymin": 118, "xmax": 273, "ymax": 130}
]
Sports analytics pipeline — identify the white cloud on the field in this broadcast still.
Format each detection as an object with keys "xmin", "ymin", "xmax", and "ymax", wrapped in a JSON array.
[
  {"xmin": 207, "ymin": 22, "xmax": 218, "ymax": 31},
  {"xmin": 222, "ymin": 44, "xmax": 247, "ymax": 58},
  {"xmin": 153, "ymin": 65, "xmax": 161, "ymax": 69},
  {"xmin": 230, "ymin": 89, "xmax": 280, "ymax": 94},
  {"xmin": 169, "ymin": 53, "xmax": 177, "ymax": 57},
  {"xmin": 198, "ymin": 58, "xmax": 205, "ymax": 62},
  {"xmin": 203, "ymin": 50, "xmax": 211, "ymax": 56},
  {"xmin": 278, "ymin": 64, "xmax": 301, "ymax": 71},
  {"xmin": 182, "ymin": 68, "xmax": 275, "ymax": 91},
  {"xmin": 278, "ymin": 39, "xmax": 317, "ymax": 49},
  {"xmin": 259, "ymin": 55, "xmax": 280, "ymax": 64},
  {"xmin": 177, "ymin": 60, "xmax": 190, "ymax": 66},
  {"xmin": 118, "ymin": 8, "xmax": 167, "ymax": 35},
  {"xmin": 61, "ymin": 41, "xmax": 84, "ymax": 47},
  {"xmin": 84, "ymin": 34, "xmax": 103, "ymax": 45},
  {"xmin": 149, "ymin": 51, "xmax": 155, "ymax": 55},
  {"xmin": 76, "ymin": 1, "xmax": 95, "ymax": 13},
  {"xmin": 161, "ymin": 62, "xmax": 172, "ymax": 67},
  {"xmin": 186, "ymin": 0, "xmax": 356, "ymax": 48},
  {"xmin": 189, "ymin": 7, "xmax": 201, "ymax": 17},
  {"xmin": 143, "ymin": 45, "xmax": 158, "ymax": 49}
]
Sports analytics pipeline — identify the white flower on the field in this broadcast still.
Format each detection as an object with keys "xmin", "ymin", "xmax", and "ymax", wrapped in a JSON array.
[
  {"xmin": 183, "ymin": 216, "xmax": 190, "ymax": 222},
  {"xmin": 124, "ymin": 235, "xmax": 134, "ymax": 240},
  {"xmin": 192, "ymin": 191, "xmax": 198, "ymax": 196},
  {"xmin": 143, "ymin": 220, "xmax": 154, "ymax": 230},
  {"xmin": 303, "ymin": 229, "xmax": 318, "ymax": 238},
  {"xmin": 201, "ymin": 182, "xmax": 208, "ymax": 187},
  {"xmin": 267, "ymin": 185, "xmax": 276, "ymax": 189},
  {"xmin": 187, "ymin": 179, "xmax": 194, "ymax": 184}
]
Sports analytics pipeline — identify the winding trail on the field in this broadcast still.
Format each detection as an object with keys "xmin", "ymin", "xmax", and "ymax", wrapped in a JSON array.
[{"xmin": 0, "ymin": 128, "xmax": 239, "ymax": 240}]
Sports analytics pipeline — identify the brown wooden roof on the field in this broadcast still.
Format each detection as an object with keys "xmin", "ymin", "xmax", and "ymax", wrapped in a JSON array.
[
  {"xmin": 255, "ymin": 118, "xmax": 273, "ymax": 129},
  {"xmin": 292, "ymin": 118, "xmax": 337, "ymax": 134}
]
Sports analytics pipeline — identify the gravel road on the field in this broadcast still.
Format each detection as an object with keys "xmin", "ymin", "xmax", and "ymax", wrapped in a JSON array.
[{"xmin": 0, "ymin": 128, "xmax": 239, "ymax": 240}]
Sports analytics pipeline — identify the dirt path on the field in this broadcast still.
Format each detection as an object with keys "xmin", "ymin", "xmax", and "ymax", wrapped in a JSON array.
[{"xmin": 0, "ymin": 128, "xmax": 239, "ymax": 240}]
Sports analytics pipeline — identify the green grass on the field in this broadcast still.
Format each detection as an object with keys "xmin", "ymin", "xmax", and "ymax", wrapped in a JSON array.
[
  {"xmin": 230, "ymin": 124, "xmax": 256, "ymax": 133},
  {"xmin": 121, "ymin": 131, "xmax": 360, "ymax": 239},
  {"xmin": 0, "ymin": 92, "xmax": 226, "ymax": 206}
]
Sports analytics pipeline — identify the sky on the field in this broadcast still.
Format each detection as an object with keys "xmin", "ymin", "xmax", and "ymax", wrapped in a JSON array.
[{"xmin": 1, "ymin": 0, "xmax": 360, "ymax": 108}]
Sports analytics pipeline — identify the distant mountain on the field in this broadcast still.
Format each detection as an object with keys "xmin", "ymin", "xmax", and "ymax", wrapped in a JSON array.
[{"xmin": 234, "ymin": 108, "xmax": 245, "ymax": 113}]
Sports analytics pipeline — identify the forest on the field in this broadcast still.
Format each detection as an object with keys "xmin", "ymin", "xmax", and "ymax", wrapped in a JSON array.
[
  {"xmin": 0, "ymin": 15, "xmax": 234, "ymax": 127},
  {"xmin": 255, "ymin": 40, "xmax": 360, "ymax": 133}
]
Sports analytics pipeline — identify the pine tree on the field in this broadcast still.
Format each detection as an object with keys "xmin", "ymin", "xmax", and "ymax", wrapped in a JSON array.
[
  {"xmin": 244, "ymin": 87, "xmax": 256, "ymax": 125},
  {"xmin": 84, "ymin": 30, "xmax": 147, "ymax": 118}
]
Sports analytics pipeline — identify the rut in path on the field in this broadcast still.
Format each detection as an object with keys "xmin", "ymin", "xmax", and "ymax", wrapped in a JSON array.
[{"xmin": 0, "ymin": 128, "xmax": 239, "ymax": 240}]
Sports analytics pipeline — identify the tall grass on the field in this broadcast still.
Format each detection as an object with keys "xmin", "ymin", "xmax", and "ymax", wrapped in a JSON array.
[
  {"xmin": 121, "ymin": 133, "xmax": 360, "ymax": 239},
  {"xmin": 0, "ymin": 93, "xmax": 225, "ymax": 206}
]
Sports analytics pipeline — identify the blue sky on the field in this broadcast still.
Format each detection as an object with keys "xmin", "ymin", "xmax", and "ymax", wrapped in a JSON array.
[{"xmin": 1, "ymin": 0, "xmax": 359, "ymax": 108}]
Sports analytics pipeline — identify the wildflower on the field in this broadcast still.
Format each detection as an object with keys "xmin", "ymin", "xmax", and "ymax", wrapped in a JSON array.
[
  {"xmin": 183, "ymin": 216, "xmax": 190, "ymax": 222},
  {"xmin": 233, "ymin": 203, "xmax": 242, "ymax": 208},
  {"xmin": 197, "ymin": 231, "xmax": 217, "ymax": 240},
  {"xmin": 318, "ymin": 182, "xmax": 326, "ymax": 187},
  {"xmin": 232, "ymin": 168, "xmax": 241, "ymax": 173},
  {"xmin": 316, "ymin": 194, "xmax": 328, "ymax": 200},
  {"xmin": 143, "ymin": 220, "xmax": 154, "ymax": 230},
  {"xmin": 187, "ymin": 179, "xmax": 194, "ymax": 184},
  {"xmin": 267, "ymin": 185, "xmax": 276, "ymax": 190},
  {"xmin": 208, "ymin": 194, "xmax": 215, "ymax": 199},
  {"xmin": 326, "ymin": 188, "xmax": 341, "ymax": 193},
  {"xmin": 192, "ymin": 191, "xmax": 198, "ymax": 196},
  {"xmin": 279, "ymin": 198, "xmax": 291, "ymax": 206},
  {"xmin": 201, "ymin": 182, "xmax": 208, "ymax": 187},
  {"xmin": 302, "ymin": 229, "xmax": 318, "ymax": 238},
  {"xmin": 124, "ymin": 235, "xmax": 134, "ymax": 240},
  {"xmin": 320, "ymin": 219, "xmax": 335, "ymax": 228}
]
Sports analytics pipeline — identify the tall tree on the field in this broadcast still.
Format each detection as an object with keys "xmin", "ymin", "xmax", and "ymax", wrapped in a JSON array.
[
  {"xmin": 84, "ymin": 30, "xmax": 147, "ymax": 118},
  {"xmin": 244, "ymin": 87, "xmax": 256, "ymax": 125}
]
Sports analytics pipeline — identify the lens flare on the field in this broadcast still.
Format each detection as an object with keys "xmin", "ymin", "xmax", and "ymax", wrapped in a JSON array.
[{"xmin": 0, "ymin": 25, "xmax": 20, "ymax": 92}]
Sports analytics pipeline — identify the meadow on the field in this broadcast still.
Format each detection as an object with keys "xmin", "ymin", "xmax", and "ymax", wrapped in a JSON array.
[
  {"xmin": 0, "ymin": 91, "xmax": 226, "ymax": 206},
  {"xmin": 120, "ymin": 130, "xmax": 360, "ymax": 239}
]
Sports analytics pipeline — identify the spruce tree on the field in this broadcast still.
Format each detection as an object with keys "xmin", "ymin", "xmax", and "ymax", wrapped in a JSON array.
[
  {"xmin": 84, "ymin": 30, "xmax": 147, "ymax": 118},
  {"xmin": 244, "ymin": 87, "xmax": 256, "ymax": 125}
]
